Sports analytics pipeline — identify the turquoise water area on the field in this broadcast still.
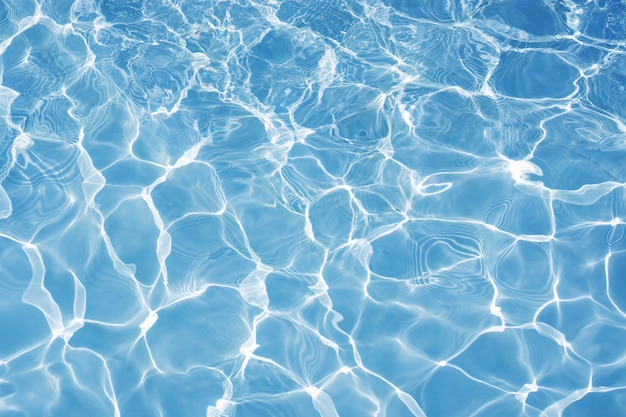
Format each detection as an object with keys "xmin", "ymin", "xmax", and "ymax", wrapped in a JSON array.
[{"xmin": 1, "ymin": 1, "xmax": 626, "ymax": 416}]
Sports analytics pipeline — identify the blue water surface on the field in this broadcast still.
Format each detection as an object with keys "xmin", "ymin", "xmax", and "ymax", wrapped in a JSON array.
[{"xmin": 1, "ymin": 0, "xmax": 626, "ymax": 416}]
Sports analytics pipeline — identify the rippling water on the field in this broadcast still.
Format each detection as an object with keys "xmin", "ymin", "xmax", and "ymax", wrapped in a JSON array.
[{"xmin": 1, "ymin": 1, "xmax": 626, "ymax": 416}]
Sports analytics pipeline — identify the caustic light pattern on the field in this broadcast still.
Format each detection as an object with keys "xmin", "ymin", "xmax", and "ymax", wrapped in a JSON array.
[{"xmin": 1, "ymin": 1, "xmax": 626, "ymax": 416}]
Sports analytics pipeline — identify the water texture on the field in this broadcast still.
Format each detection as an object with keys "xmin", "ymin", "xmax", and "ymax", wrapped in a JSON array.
[{"xmin": 1, "ymin": 0, "xmax": 625, "ymax": 416}]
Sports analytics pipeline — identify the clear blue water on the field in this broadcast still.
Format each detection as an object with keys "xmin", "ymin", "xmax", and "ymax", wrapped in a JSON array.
[{"xmin": 1, "ymin": 1, "xmax": 625, "ymax": 416}]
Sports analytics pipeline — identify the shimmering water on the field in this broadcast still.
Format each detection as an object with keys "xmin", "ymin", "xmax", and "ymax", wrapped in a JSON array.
[{"xmin": 1, "ymin": 1, "xmax": 626, "ymax": 416}]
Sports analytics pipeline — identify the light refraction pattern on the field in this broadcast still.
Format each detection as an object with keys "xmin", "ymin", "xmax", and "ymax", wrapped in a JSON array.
[{"xmin": 1, "ymin": 0, "xmax": 626, "ymax": 416}]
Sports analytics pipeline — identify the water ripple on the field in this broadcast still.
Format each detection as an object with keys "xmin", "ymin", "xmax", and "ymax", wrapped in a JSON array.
[{"xmin": 1, "ymin": 1, "xmax": 625, "ymax": 416}]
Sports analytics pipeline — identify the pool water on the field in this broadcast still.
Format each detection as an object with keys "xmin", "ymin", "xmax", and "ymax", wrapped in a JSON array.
[{"xmin": 1, "ymin": 1, "xmax": 625, "ymax": 416}]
